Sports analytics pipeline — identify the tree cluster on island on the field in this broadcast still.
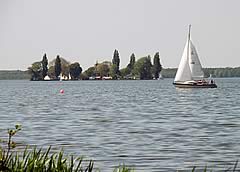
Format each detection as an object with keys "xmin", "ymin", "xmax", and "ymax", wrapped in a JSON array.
[
  {"xmin": 28, "ymin": 49, "xmax": 163, "ymax": 81},
  {"xmin": 28, "ymin": 55, "xmax": 82, "ymax": 81}
]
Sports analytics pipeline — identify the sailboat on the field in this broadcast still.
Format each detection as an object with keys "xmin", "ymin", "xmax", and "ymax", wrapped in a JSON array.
[
  {"xmin": 158, "ymin": 73, "xmax": 164, "ymax": 80},
  {"xmin": 173, "ymin": 25, "xmax": 217, "ymax": 88}
]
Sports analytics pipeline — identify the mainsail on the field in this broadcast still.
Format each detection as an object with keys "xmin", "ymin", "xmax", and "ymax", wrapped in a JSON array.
[
  {"xmin": 174, "ymin": 40, "xmax": 192, "ymax": 82},
  {"xmin": 174, "ymin": 26, "xmax": 204, "ymax": 82}
]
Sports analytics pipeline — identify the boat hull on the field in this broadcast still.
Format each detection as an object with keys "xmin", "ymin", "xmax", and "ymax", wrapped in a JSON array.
[{"xmin": 173, "ymin": 82, "xmax": 217, "ymax": 88}]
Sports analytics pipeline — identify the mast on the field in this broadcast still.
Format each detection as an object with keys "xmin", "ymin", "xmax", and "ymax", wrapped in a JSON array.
[
  {"xmin": 187, "ymin": 25, "xmax": 191, "ymax": 60},
  {"xmin": 188, "ymin": 25, "xmax": 191, "ymax": 41},
  {"xmin": 187, "ymin": 24, "xmax": 191, "ymax": 79}
]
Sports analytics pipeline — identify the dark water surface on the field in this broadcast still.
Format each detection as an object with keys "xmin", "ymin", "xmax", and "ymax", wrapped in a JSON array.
[{"xmin": 1, "ymin": 78, "xmax": 240, "ymax": 171}]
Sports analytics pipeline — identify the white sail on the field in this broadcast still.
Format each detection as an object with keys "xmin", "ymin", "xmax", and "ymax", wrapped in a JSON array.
[
  {"xmin": 174, "ymin": 40, "xmax": 192, "ymax": 82},
  {"xmin": 188, "ymin": 40, "xmax": 204, "ymax": 80}
]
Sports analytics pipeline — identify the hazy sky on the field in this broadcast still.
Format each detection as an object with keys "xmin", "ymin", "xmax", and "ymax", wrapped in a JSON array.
[{"xmin": 0, "ymin": 0, "xmax": 239, "ymax": 70}]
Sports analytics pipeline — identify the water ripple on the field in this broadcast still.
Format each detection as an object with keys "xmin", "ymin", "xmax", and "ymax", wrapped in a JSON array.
[{"xmin": 1, "ymin": 79, "xmax": 240, "ymax": 171}]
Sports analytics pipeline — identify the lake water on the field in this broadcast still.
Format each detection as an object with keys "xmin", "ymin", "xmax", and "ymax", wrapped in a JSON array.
[{"xmin": 1, "ymin": 78, "xmax": 240, "ymax": 171}]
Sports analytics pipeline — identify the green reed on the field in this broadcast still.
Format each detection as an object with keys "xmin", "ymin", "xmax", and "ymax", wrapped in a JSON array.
[
  {"xmin": 0, "ymin": 124, "xmax": 133, "ymax": 172},
  {"xmin": 190, "ymin": 160, "xmax": 238, "ymax": 172},
  {"xmin": 1, "ymin": 146, "xmax": 135, "ymax": 172},
  {"xmin": 2, "ymin": 146, "xmax": 94, "ymax": 172}
]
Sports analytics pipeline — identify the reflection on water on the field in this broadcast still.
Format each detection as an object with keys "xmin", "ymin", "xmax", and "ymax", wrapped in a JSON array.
[{"xmin": 1, "ymin": 78, "xmax": 240, "ymax": 171}]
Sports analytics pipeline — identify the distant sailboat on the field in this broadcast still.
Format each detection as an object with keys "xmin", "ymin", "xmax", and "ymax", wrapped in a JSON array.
[
  {"xmin": 44, "ymin": 75, "xmax": 51, "ymax": 81},
  {"xmin": 59, "ymin": 73, "xmax": 64, "ymax": 81},
  {"xmin": 158, "ymin": 73, "xmax": 164, "ymax": 80},
  {"xmin": 173, "ymin": 25, "xmax": 217, "ymax": 88}
]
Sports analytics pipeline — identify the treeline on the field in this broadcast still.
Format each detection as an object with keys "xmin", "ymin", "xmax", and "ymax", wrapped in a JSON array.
[
  {"xmin": 28, "ymin": 50, "xmax": 163, "ymax": 80},
  {"xmin": 0, "ymin": 70, "xmax": 29, "ymax": 80},
  {"xmin": 161, "ymin": 67, "xmax": 240, "ymax": 78},
  {"xmin": 204, "ymin": 67, "xmax": 240, "ymax": 78},
  {"xmin": 1, "ymin": 67, "xmax": 240, "ymax": 80}
]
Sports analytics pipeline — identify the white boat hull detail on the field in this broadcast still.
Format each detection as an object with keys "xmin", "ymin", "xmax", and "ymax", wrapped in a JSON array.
[{"xmin": 173, "ymin": 82, "xmax": 217, "ymax": 88}]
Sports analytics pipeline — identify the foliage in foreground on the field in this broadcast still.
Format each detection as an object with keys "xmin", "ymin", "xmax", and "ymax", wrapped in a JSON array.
[
  {"xmin": 0, "ymin": 125, "xmax": 134, "ymax": 172},
  {"xmin": 1, "ymin": 146, "xmax": 94, "ymax": 172},
  {"xmin": 0, "ymin": 146, "xmax": 134, "ymax": 172},
  {"xmin": 190, "ymin": 160, "xmax": 238, "ymax": 172}
]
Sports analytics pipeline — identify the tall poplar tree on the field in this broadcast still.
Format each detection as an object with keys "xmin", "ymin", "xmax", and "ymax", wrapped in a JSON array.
[
  {"xmin": 152, "ymin": 52, "xmax": 162, "ymax": 79},
  {"xmin": 127, "ymin": 53, "xmax": 135, "ymax": 71},
  {"xmin": 55, "ymin": 55, "xmax": 62, "ymax": 79},
  {"xmin": 111, "ymin": 49, "xmax": 120, "ymax": 79},
  {"xmin": 41, "ymin": 53, "xmax": 48, "ymax": 80}
]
